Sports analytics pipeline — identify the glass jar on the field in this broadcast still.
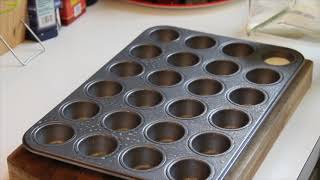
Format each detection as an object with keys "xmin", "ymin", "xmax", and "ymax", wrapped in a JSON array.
[{"xmin": 247, "ymin": 0, "xmax": 320, "ymax": 39}]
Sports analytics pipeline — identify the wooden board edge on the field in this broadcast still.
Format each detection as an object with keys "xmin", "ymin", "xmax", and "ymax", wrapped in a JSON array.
[
  {"xmin": 226, "ymin": 60, "xmax": 313, "ymax": 180},
  {"xmin": 7, "ymin": 145, "xmax": 118, "ymax": 180}
]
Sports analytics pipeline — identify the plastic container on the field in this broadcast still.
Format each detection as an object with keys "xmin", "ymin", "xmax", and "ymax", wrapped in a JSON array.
[
  {"xmin": 247, "ymin": 0, "xmax": 320, "ymax": 39},
  {"xmin": 60, "ymin": 0, "xmax": 86, "ymax": 25}
]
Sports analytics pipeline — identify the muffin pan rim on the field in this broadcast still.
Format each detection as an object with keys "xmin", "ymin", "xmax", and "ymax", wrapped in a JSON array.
[
  {"xmin": 166, "ymin": 51, "xmax": 202, "ymax": 68},
  {"xmin": 108, "ymin": 61, "xmax": 145, "ymax": 78},
  {"xmin": 148, "ymin": 28, "xmax": 181, "ymax": 44},
  {"xmin": 119, "ymin": 144, "xmax": 167, "ymax": 172},
  {"xmin": 184, "ymin": 34, "xmax": 219, "ymax": 50},
  {"xmin": 146, "ymin": 69, "xmax": 184, "ymax": 88},
  {"xmin": 165, "ymin": 98, "xmax": 208, "ymax": 120},
  {"xmin": 74, "ymin": 133, "xmax": 120, "ymax": 159},
  {"xmin": 144, "ymin": 120, "xmax": 188, "ymax": 145},
  {"xmin": 59, "ymin": 99, "xmax": 102, "ymax": 121},
  {"xmin": 185, "ymin": 77, "xmax": 225, "ymax": 97},
  {"xmin": 101, "ymin": 109, "xmax": 144, "ymax": 132},
  {"xmin": 84, "ymin": 79, "xmax": 125, "ymax": 99},
  {"xmin": 203, "ymin": 59, "xmax": 242, "ymax": 77},
  {"xmin": 166, "ymin": 157, "xmax": 215, "ymax": 180},
  {"xmin": 208, "ymin": 107, "xmax": 252, "ymax": 131},
  {"xmin": 188, "ymin": 130, "xmax": 234, "ymax": 157},
  {"xmin": 32, "ymin": 122, "xmax": 77, "ymax": 147},
  {"xmin": 244, "ymin": 67, "xmax": 283, "ymax": 86}
]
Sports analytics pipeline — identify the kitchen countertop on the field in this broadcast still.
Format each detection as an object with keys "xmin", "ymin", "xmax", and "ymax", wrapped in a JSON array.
[{"xmin": 1, "ymin": 0, "xmax": 319, "ymax": 179}]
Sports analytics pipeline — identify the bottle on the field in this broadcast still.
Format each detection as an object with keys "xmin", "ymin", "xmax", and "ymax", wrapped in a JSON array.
[
  {"xmin": 86, "ymin": 0, "xmax": 98, "ymax": 7},
  {"xmin": 60, "ymin": 0, "xmax": 86, "ymax": 25},
  {"xmin": 27, "ymin": 0, "xmax": 59, "ymax": 41},
  {"xmin": 54, "ymin": 0, "xmax": 62, "ymax": 28}
]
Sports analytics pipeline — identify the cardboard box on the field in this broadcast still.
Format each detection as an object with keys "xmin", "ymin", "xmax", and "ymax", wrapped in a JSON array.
[{"xmin": 0, "ymin": 0, "xmax": 28, "ymax": 55}]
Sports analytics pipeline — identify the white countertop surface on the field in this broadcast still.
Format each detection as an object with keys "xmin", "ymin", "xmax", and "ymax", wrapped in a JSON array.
[{"xmin": 1, "ymin": 0, "xmax": 320, "ymax": 179}]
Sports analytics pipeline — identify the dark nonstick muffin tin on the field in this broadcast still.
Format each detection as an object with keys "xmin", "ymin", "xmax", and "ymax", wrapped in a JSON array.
[{"xmin": 23, "ymin": 26, "xmax": 305, "ymax": 180}]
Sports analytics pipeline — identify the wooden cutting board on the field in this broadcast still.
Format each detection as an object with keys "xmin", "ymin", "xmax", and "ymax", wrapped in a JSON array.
[
  {"xmin": 0, "ymin": 0, "xmax": 27, "ymax": 55},
  {"xmin": 7, "ymin": 60, "xmax": 313, "ymax": 180}
]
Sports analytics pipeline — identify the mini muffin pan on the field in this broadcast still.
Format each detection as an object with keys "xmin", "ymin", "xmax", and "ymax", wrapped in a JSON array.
[{"xmin": 23, "ymin": 26, "xmax": 305, "ymax": 180}]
